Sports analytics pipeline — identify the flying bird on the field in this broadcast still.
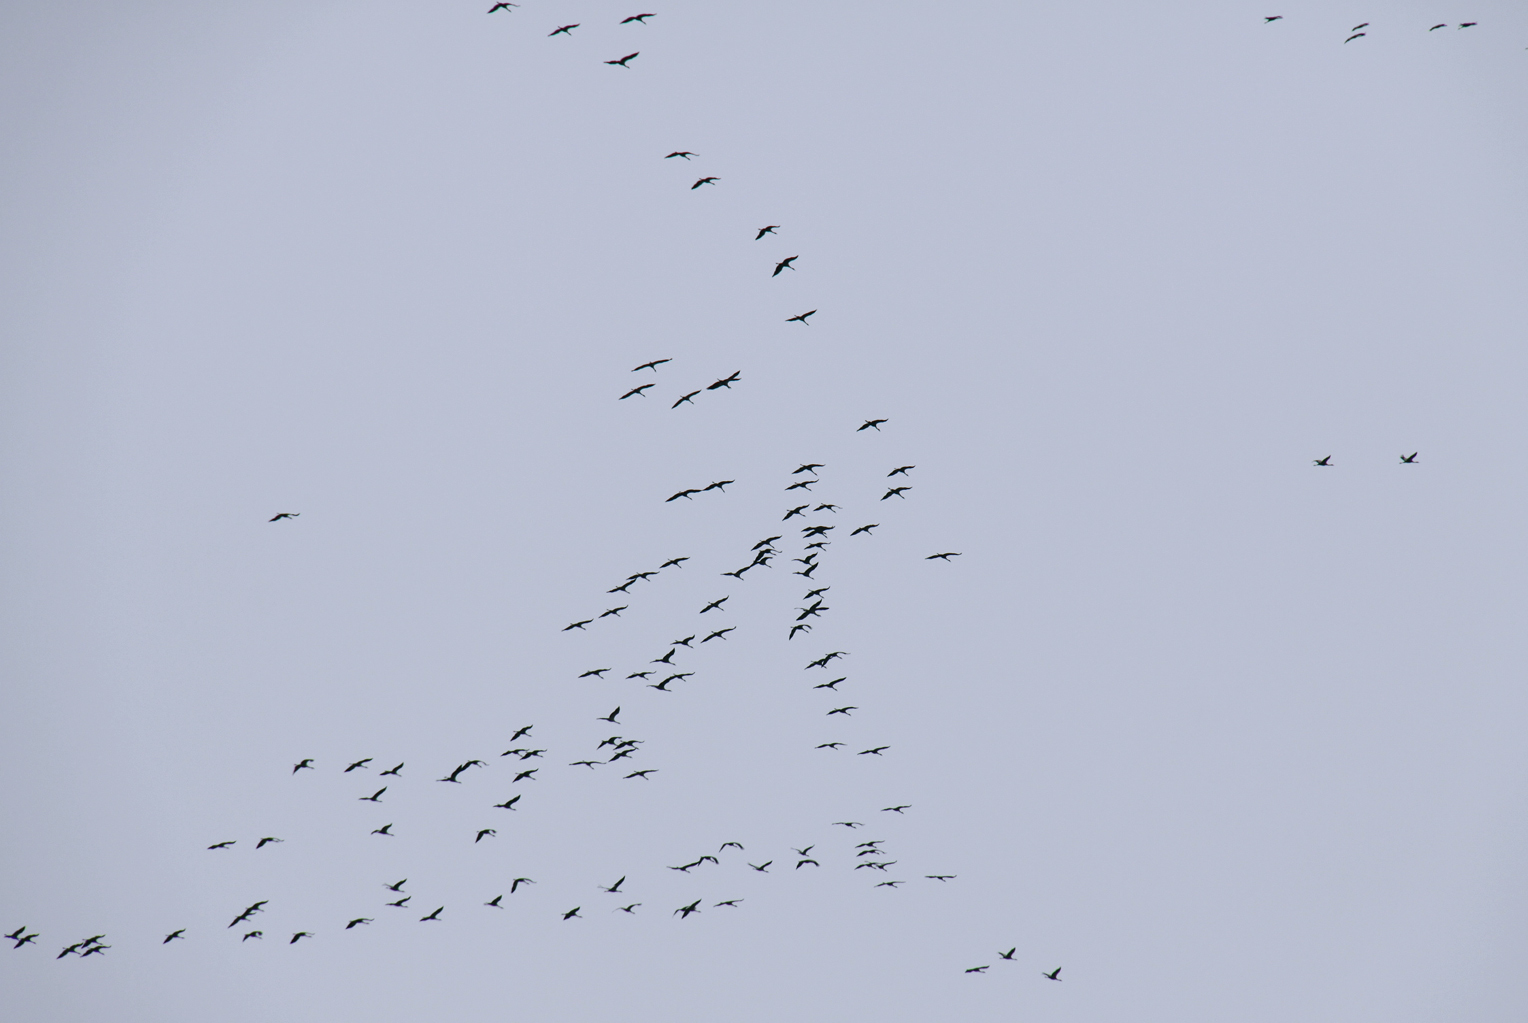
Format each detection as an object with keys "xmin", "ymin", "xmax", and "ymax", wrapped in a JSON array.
[
  {"xmin": 783, "ymin": 505, "xmax": 809, "ymax": 520},
  {"xmin": 162, "ymin": 930, "xmax": 185, "ymax": 943},
  {"xmin": 882, "ymin": 487, "xmax": 910, "ymax": 500},
  {"xmin": 1459, "ymin": 22, "xmax": 1477, "ymax": 29},
  {"xmin": 549, "ymin": 23, "xmax": 579, "ymax": 36},
  {"xmin": 419, "ymin": 907, "xmax": 443, "ymax": 922},
  {"xmin": 715, "ymin": 900, "xmax": 743, "ymax": 908},
  {"xmin": 511, "ymin": 878, "xmax": 535, "ymax": 893},
  {"xmin": 1429, "ymin": 23, "xmax": 1446, "ymax": 30},
  {"xmin": 772, "ymin": 256, "xmax": 798, "ymax": 277},
  {"xmin": 563, "ymin": 907, "xmax": 583, "ymax": 920},
  {"xmin": 674, "ymin": 900, "xmax": 703, "ymax": 919},
  {"xmin": 661, "ymin": 556, "xmax": 690, "ymax": 568},
  {"xmin": 513, "ymin": 769, "xmax": 539, "ymax": 783},
  {"xmin": 292, "ymin": 759, "xmax": 314, "ymax": 773},
  {"xmin": 620, "ymin": 384, "xmax": 653, "ymax": 399},
  {"xmin": 833, "ymin": 821, "xmax": 864, "ymax": 829},
  {"xmin": 786, "ymin": 310, "xmax": 816, "ymax": 324},
  {"xmin": 289, "ymin": 932, "xmax": 312, "ymax": 944},
  {"xmin": 816, "ymin": 741, "xmax": 844, "ymax": 748},
  {"xmin": 379, "ymin": 763, "xmax": 403, "ymax": 776},
  {"xmin": 625, "ymin": 769, "xmax": 657, "ymax": 778},
  {"xmin": 700, "ymin": 597, "xmax": 730, "ymax": 613},
  {"xmin": 1264, "ymin": 15, "xmax": 1282, "ymax": 21},
  {"xmin": 385, "ymin": 880, "xmax": 407, "ymax": 892},
  {"xmin": 622, "ymin": 13, "xmax": 656, "ymax": 23},
  {"xmin": 268, "ymin": 513, "xmax": 299, "ymax": 522},
  {"xmin": 860, "ymin": 746, "xmax": 890, "ymax": 756},
  {"xmin": 858, "ymin": 419, "xmax": 887, "ymax": 431},
  {"xmin": 359, "ymin": 787, "xmax": 386, "ymax": 802},
  {"xmin": 703, "ymin": 628, "xmax": 735, "ymax": 642},
  {"xmin": 795, "ymin": 858, "xmax": 819, "ymax": 869},
  {"xmin": 1044, "ymin": 968, "xmax": 1063, "ymax": 981},
  {"xmin": 580, "ymin": 668, "xmax": 611, "ymax": 678},
  {"xmin": 1400, "ymin": 452, "xmax": 1418, "ymax": 463},
  {"xmin": 485, "ymin": 896, "xmax": 503, "ymax": 908},
  {"xmin": 493, "ymin": 796, "xmax": 522, "ymax": 811},
  {"xmin": 386, "ymin": 897, "xmax": 411, "ymax": 908},
  {"xmin": 345, "ymin": 918, "xmax": 373, "ymax": 929},
  {"xmin": 882, "ymin": 803, "xmax": 909, "ymax": 811},
  {"xmin": 875, "ymin": 881, "xmax": 904, "ymax": 888},
  {"xmin": 999, "ymin": 948, "xmax": 1017, "ymax": 960},
  {"xmin": 665, "ymin": 151, "xmax": 695, "ymax": 160},
  {"xmin": 633, "ymin": 359, "xmax": 670, "ymax": 372},
  {"xmin": 255, "ymin": 836, "xmax": 284, "ymax": 848},
  {"xmin": 605, "ymin": 52, "xmax": 639, "ymax": 66},
  {"xmin": 207, "ymin": 841, "xmax": 235, "ymax": 850},
  {"xmin": 598, "ymin": 706, "xmax": 621, "ymax": 722},
  {"xmin": 564, "ymin": 619, "xmax": 593, "ymax": 631},
  {"xmin": 601, "ymin": 877, "xmax": 627, "ymax": 894},
  {"xmin": 616, "ymin": 903, "xmax": 642, "ymax": 913},
  {"xmin": 691, "ymin": 177, "xmax": 719, "ymax": 189},
  {"xmin": 1344, "ymin": 32, "xmax": 1365, "ymax": 42},
  {"xmin": 1313, "ymin": 456, "xmax": 1332, "ymax": 466},
  {"xmin": 966, "ymin": 966, "xmax": 990, "ymax": 974},
  {"xmin": 475, "ymin": 829, "xmax": 497, "ymax": 843},
  {"xmin": 1351, "ymin": 22, "xmax": 1368, "ymax": 30},
  {"xmin": 926, "ymin": 552, "xmax": 961, "ymax": 561},
  {"xmin": 488, "ymin": 2, "xmax": 519, "ymax": 10},
  {"xmin": 242, "ymin": 931, "xmax": 262, "ymax": 940},
  {"xmin": 372, "ymin": 824, "xmax": 393, "ymax": 836},
  {"xmin": 827, "ymin": 706, "xmax": 856, "ymax": 716},
  {"xmin": 850, "ymin": 524, "xmax": 878, "ymax": 536},
  {"xmin": 756, "ymin": 225, "xmax": 779, "ymax": 240},
  {"xmin": 707, "ymin": 372, "xmax": 741, "ymax": 390},
  {"xmin": 672, "ymin": 390, "xmax": 701, "ymax": 408}
]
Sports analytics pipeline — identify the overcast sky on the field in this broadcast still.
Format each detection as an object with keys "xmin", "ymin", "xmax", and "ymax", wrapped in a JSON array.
[{"xmin": 4, "ymin": 1, "xmax": 1528, "ymax": 1020}]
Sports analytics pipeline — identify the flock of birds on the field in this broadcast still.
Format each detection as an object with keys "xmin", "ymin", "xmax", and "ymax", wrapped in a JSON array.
[
  {"xmin": 1260, "ymin": 15, "xmax": 1481, "ymax": 44},
  {"xmin": 9, "ymin": 0, "xmax": 1481, "ymax": 998}
]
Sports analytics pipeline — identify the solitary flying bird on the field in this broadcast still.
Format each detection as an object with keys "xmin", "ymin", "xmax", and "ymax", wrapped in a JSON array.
[
  {"xmin": 163, "ymin": 930, "xmax": 185, "ymax": 943},
  {"xmin": 859, "ymin": 419, "xmax": 887, "ymax": 431},
  {"xmin": 633, "ymin": 359, "xmax": 670, "ymax": 372},
  {"xmin": 1313, "ymin": 456, "xmax": 1332, "ymax": 466},
  {"xmin": 208, "ymin": 841, "xmax": 235, "ymax": 850},
  {"xmin": 1400, "ymin": 452, "xmax": 1418, "ymax": 463},
  {"xmin": 563, "ymin": 907, "xmax": 582, "ymax": 920},
  {"xmin": 622, "ymin": 13, "xmax": 655, "ymax": 23},
  {"xmin": 605, "ymin": 52, "xmax": 639, "ymax": 66},
  {"xmin": 772, "ymin": 256, "xmax": 798, "ymax": 277},
  {"xmin": 268, "ymin": 513, "xmax": 299, "ymax": 522},
  {"xmin": 966, "ymin": 966, "xmax": 989, "ymax": 974},
  {"xmin": 256, "ymin": 836, "xmax": 284, "ymax": 848},
  {"xmin": 372, "ymin": 824, "xmax": 393, "ymax": 836},
  {"xmin": 1044, "ymin": 968, "xmax": 1062, "ymax": 981},
  {"xmin": 485, "ymin": 896, "xmax": 503, "ymax": 908},
  {"xmin": 756, "ymin": 225, "xmax": 779, "ymax": 239},
  {"xmin": 475, "ymin": 829, "xmax": 496, "ymax": 843},
  {"xmin": 926, "ymin": 552, "xmax": 961, "ymax": 561},
  {"xmin": 292, "ymin": 758, "xmax": 314, "ymax": 773},
  {"xmin": 786, "ymin": 310, "xmax": 816, "ymax": 324},
  {"xmin": 549, "ymin": 23, "xmax": 578, "ymax": 36},
  {"xmin": 1264, "ymin": 15, "xmax": 1281, "ymax": 21},
  {"xmin": 691, "ymin": 177, "xmax": 719, "ymax": 189},
  {"xmin": 665, "ymin": 151, "xmax": 695, "ymax": 159},
  {"xmin": 598, "ymin": 707, "xmax": 621, "ymax": 722}
]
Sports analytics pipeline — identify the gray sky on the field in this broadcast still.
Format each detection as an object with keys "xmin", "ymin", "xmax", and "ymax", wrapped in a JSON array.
[{"xmin": 4, "ymin": 1, "xmax": 1528, "ymax": 1020}]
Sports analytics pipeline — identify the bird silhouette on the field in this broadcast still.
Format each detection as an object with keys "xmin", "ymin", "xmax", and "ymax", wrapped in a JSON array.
[
  {"xmin": 882, "ymin": 487, "xmax": 910, "ymax": 500},
  {"xmin": 242, "ymin": 931, "xmax": 262, "ymax": 940},
  {"xmin": 1044, "ymin": 968, "xmax": 1062, "ymax": 981},
  {"xmin": 564, "ymin": 619, "xmax": 593, "ymax": 631},
  {"xmin": 1344, "ymin": 32, "xmax": 1365, "ymax": 42},
  {"xmin": 598, "ymin": 706, "xmax": 621, "ymax": 722},
  {"xmin": 816, "ymin": 741, "xmax": 844, "ymax": 748},
  {"xmin": 827, "ymin": 706, "xmax": 856, "ymax": 716},
  {"xmin": 620, "ymin": 384, "xmax": 653, "ymax": 399},
  {"xmin": 207, "ymin": 841, "xmax": 235, "ymax": 850},
  {"xmin": 851, "ymin": 524, "xmax": 878, "ymax": 536},
  {"xmin": 255, "ymin": 836, "xmax": 284, "ymax": 848},
  {"xmin": 386, "ymin": 897, "xmax": 411, "ymax": 908},
  {"xmin": 1400, "ymin": 452, "xmax": 1418, "ymax": 463},
  {"xmin": 563, "ymin": 907, "xmax": 582, "ymax": 920},
  {"xmin": 756, "ymin": 225, "xmax": 780, "ymax": 239},
  {"xmin": 707, "ymin": 373, "xmax": 740, "ymax": 390},
  {"xmin": 549, "ymin": 23, "xmax": 579, "ymax": 36},
  {"xmin": 581, "ymin": 667, "xmax": 612, "ymax": 678},
  {"xmin": 493, "ymin": 795, "xmax": 522, "ymax": 810},
  {"xmin": 625, "ymin": 769, "xmax": 657, "ymax": 778},
  {"xmin": 966, "ymin": 966, "xmax": 989, "ymax": 974},
  {"xmin": 674, "ymin": 900, "xmax": 703, "ymax": 919},
  {"xmin": 999, "ymin": 948, "xmax": 1017, "ymax": 960},
  {"xmin": 511, "ymin": 878, "xmax": 536, "ymax": 893},
  {"xmin": 786, "ymin": 310, "xmax": 817, "ymax": 324},
  {"xmin": 268, "ymin": 513, "xmax": 299, "ymax": 522},
  {"xmin": 379, "ymin": 763, "xmax": 403, "ymax": 776},
  {"xmin": 703, "ymin": 628, "xmax": 735, "ymax": 642},
  {"xmin": 475, "ymin": 829, "xmax": 497, "ymax": 843},
  {"xmin": 859, "ymin": 419, "xmax": 887, "ymax": 431},
  {"xmin": 772, "ymin": 256, "xmax": 798, "ymax": 276},
  {"xmin": 1313, "ymin": 456, "xmax": 1332, "ymax": 466},
  {"xmin": 162, "ymin": 930, "xmax": 185, "ymax": 943},
  {"xmin": 289, "ymin": 932, "xmax": 312, "ymax": 944},
  {"xmin": 700, "ymin": 597, "xmax": 730, "ymax": 613},
  {"xmin": 926, "ymin": 552, "xmax": 961, "ymax": 561},
  {"xmin": 622, "ymin": 13, "xmax": 656, "ymax": 24},
  {"xmin": 359, "ymin": 787, "xmax": 386, "ymax": 802},
  {"xmin": 488, "ymin": 2, "xmax": 518, "ymax": 10},
  {"xmin": 860, "ymin": 746, "xmax": 891, "ymax": 756},
  {"xmin": 292, "ymin": 759, "xmax": 314, "ymax": 773},
  {"xmin": 419, "ymin": 907, "xmax": 443, "ymax": 922},
  {"xmin": 750, "ymin": 861, "xmax": 772, "ymax": 871},
  {"xmin": 605, "ymin": 52, "xmax": 639, "ymax": 67},
  {"xmin": 485, "ymin": 896, "xmax": 504, "ymax": 908},
  {"xmin": 672, "ymin": 390, "xmax": 701, "ymax": 408},
  {"xmin": 1264, "ymin": 15, "xmax": 1282, "ymax": 22},
  {"xmin": 691, "ymin": 177, "xmax": 719, "ymax": 189},
  {"xmin": 513, "ymin": 769, "xmax": 539, "ymax": 782},
  {"xmin": 601, "ymin": 877, "xmax": 627, "ymax": 893},
  {"xmin": 882, "ymin": 802, "xmax": 909, "ymax": 810},
  {"xmin": 795, "ymin": 858, "xmax": 819, "ymax": 869},
  {"xmin": 633, "ymin": 359, "xmax": 670, "ymax": 372},
  {"xmin": 345, "ymin": 918, "xmax": 373, "ymax": 929},
  {"xmin": 372, "ymin": 824, "xmax": 393, "ymax": 836},
  {"xmin": 665, "ymin": 151, "xmax": 695, "ymax": 159},
  {"xmin": 616, "ymin": 903, "xmax": 642, "ymax": 913},
  {"xmin": 385, "ymin": 880, "xmax": 407, "ymax": 892}
]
